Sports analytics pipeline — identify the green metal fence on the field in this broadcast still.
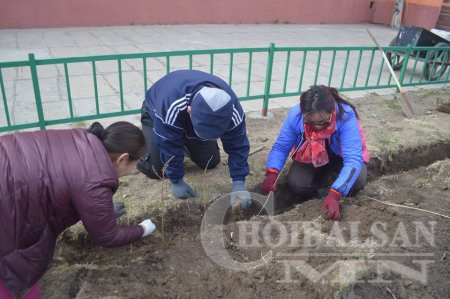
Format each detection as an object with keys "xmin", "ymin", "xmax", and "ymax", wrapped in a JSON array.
[{"xmin": 0, "ymin": 43, "xmax": 449, "ymax": 133}]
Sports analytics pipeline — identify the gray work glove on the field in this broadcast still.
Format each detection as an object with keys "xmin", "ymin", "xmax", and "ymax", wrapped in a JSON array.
[
  {"xmin": 113, "ymin": 202, "xmax": 126, "ymax": 218},
  {"xmin": 171, "ymin": 178, "xmax": 197, "ymax": 199},
  {"xmin": 230, "ymin": 180, "xmax": 251, "ymax": 209}
]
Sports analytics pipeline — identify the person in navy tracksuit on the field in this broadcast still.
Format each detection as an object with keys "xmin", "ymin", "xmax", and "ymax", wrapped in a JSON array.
[
  {"xmin": 139, "ymin": 70, "xmax": 251, "ymax": 208},
  {"xmin": 262, "ymin": 85, "xmax": 370, "ymax": 220}
]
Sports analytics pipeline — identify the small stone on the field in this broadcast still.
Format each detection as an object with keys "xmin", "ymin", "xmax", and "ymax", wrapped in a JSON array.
[
  {"xmin": 216, "ymin": 285, "xmax": 223, "ymax": 297},
  {"xmin": 161, "ymin": 278, "xmax": 168, "ymax": 286},
  {"xmin": 153, "ymin": 253, "xmax": 163, "ymax": 260},
  {"xmin": 200, "ymin": 272, "xmax": 209, "ymax": 281},
  {"xmin": 156, "ymin": 263, "xmax": 163, "ymax": 271},
  {"xmin": 146, "ymin": 277, "xmax": 156, "ymax": 285},
  {"xmin": 258, "ymin": 137, "xmax": 269, "ymax": 143},
  {"xmin": 410, "ymin": 284, "xmax": 422, "ymax": 291}
]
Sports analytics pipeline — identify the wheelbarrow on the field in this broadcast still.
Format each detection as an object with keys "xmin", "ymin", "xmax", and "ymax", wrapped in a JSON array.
[{"xmin": 386, "ymin": 25, "xmax": 450, "ymax": 81}]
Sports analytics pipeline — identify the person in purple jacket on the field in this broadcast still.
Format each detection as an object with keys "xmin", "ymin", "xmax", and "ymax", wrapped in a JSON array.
[
  {"xmin": 261, "ymin": 86, "xmax": 369, "ymax": 221},
  {"xmin": 0, "ymin": 121, "xmax": 156, "ymax": 299}
]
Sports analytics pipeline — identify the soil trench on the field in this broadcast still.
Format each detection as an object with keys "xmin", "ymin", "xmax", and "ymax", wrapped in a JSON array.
[{"xmin": 42, "ymin": 88, "xmax": 450, "ymax": 298}]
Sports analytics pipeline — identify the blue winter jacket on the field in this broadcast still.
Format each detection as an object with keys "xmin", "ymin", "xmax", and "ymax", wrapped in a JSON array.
[
  {"xmin": 143, "ymin": 70, "xmax": 249, "ymax": 183},
  {"xmin": 266, "ymin": 103, "xmax": 364, "ymax": 196}
]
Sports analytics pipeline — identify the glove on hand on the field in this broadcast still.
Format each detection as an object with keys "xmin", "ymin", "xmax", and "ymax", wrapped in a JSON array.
[
  {"xmin": 320, "ymin": 189, "xmax": 342, "ymax": 221},
  {"xmin": 231, "ymin": 180, "xmax": 251, "ymax": 209},
  {"xmin": 113, "ymin": 202, "xmax": 126, "ymax": 218},
  {"xmin": 261, "ymin": 170, "xmax": 279, "ymax": 193},
  {"xmin": 171, "ymin": 178, "xmax": 197, "ymax": 199},
  {"xmin": 139, "ymin": 219, "xmax": 156, "ymax": 237}
]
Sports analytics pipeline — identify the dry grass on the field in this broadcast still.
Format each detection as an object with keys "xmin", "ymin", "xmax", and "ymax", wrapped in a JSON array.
[{"xmin": 64, "ymin": 87, "xmax": 450, "ymax": 240}]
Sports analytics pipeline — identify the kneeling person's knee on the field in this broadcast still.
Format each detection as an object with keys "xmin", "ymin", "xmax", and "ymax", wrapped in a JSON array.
[
  {"xmin": 287, "ymin": 179, "xmax": 317, "ymax": 198},
  {"xmin": 195, "ymin": 153, "xmax": 220, "ymax": 169}
]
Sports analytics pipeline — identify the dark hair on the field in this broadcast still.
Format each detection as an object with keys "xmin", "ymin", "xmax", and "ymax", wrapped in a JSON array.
[
  {"xmin": 300, "ymin": 85, "xmax": 358, "ymax": 120},
  {"xmin": 88, "ymin": 121, "xmax": 146, "ymax": 161}
]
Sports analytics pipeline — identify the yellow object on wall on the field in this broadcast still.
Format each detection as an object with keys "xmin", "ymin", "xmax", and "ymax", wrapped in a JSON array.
[
  {"xmin": 377, "ymin": 0, "xmax": 443, "ymax": 7},
  {"xmin": 405, "ymin": 0, "xmax": 442, "ymax": 7}
]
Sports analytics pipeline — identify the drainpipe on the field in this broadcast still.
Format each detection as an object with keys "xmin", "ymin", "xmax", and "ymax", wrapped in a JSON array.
[{"xmin": 391, "ymin": 0, "xmax": 405, "ymax": 29}]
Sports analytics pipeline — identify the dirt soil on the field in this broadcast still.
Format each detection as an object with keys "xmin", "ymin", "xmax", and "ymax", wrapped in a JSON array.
[{"xmin": 42, "ymin": 87, "xmax": 450, "ymax": 299}]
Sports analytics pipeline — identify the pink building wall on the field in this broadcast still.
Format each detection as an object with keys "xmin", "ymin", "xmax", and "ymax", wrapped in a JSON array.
[
  {"xmin": 0, "ymin": 0, "xmax": 442, "ymax": 29},
  {"xmin": 0, "ymin": 0, "xmax": 375, "ymax": 28}
]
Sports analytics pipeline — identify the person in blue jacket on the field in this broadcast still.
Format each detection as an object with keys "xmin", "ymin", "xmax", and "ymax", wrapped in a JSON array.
[
  {"xmin": 139, "ymin": 70, "xmax": 251, "ymax": 208},
  {"xmin": 262, "ymin": 85, "xmax": 369, "ymax": 220}
]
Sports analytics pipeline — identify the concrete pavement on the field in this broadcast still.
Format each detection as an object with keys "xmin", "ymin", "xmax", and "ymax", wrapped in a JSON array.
[
  {"xmin": 0, "ymin": 24, "xmax": 446, "ymax": 129},
  {"xmin": 1, "ymin": 24, "xmax": 398, "ymax": 61}
]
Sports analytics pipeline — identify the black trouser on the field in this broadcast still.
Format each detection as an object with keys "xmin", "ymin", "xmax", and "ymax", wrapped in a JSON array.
[
  {"xmin": 139, "ymin": 108, "xmax": 221, "ymax": 179},
  {"xmin": 286, "ymin": 154, "xmax": 367, "ymax": 199}
]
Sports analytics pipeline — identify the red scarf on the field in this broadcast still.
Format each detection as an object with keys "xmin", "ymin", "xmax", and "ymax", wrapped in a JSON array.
[{"xmin": 294, "ymin": 111, "xmax": 337, "ymax": 167}]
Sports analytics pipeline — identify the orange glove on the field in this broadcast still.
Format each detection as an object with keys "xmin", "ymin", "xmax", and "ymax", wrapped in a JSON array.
[{"xmin": 320, "ymin": 189, "xmax": 342, "ymax": 221}]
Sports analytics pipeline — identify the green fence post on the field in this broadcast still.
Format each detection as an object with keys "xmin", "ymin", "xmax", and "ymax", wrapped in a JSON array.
[
  {"xmin": 262, "ymin": 43, "xmax": 275, "ymax": 116},
  {"xmin": 398, "ymin": 44, "xmax": 412, "ymax": 90},
  {"xmin": 29, "ymin": 53, "xmax": 46, "ymax": 130},
  {"xmin": 0, "ymin": 68, "xmax": 11, "ymax": 126}
]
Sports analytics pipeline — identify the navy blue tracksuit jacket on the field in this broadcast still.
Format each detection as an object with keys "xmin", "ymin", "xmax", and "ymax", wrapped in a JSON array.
[{"xmin": 142, "ymin": 70, "xmax": 250, "ymax": 183}]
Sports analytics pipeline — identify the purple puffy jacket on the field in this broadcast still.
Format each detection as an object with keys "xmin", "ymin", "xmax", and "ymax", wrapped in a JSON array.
[{"xmin": 0, "ymin": 129, "xmax": 144, "ymax": 296}]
